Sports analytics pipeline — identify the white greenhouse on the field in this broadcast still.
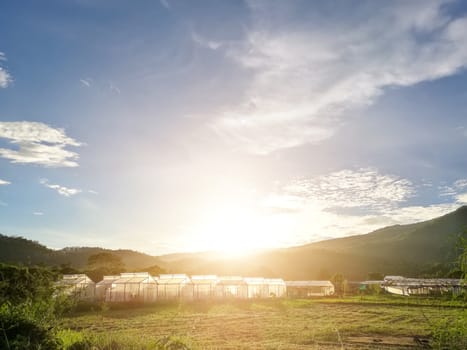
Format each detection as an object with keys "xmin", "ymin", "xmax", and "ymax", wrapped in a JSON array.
[
  {"xmin": 95, "ymin": 275, "xmax": 120, "ymax": 301},
  {"xmin": 244, "ymin": 277, "xmax": 269, "ymax": 298},
  {"xmin": 286, "ymin": 280, "xmax": 335, "ymax": 297},
  {"xmin": 382, "ymin": 276, "xmax": 463, "ymax": 296},
  {"xmin": 191, "ymin": 275, "xmax": 219, "ymax": 299},
  {"xmin": 106, "ymin": 272, "xmax": 157, "ymax": 303},
  {"xmin": 157, "ymin": 274, "xmax": 193, "ymax": 300},
  {"xmin": 264, "ymin": 278, "xmax": 287, "ymax": 297},
  {"xmin": 216, "ymin": 276, "xmax": 248, "ymax": 298},
  {"xmin": 58, "ymin": 274, "xmax": 95, "ymax": 300}
]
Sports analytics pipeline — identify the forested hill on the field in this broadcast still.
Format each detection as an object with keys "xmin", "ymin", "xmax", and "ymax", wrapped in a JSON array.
[
  {"xmin": 0, "ymin": 234, "xmax": 161, "ymax": 270},
  {"xmin": 1, "ymin": 205, "xmax": 467, "ymax": 279}
]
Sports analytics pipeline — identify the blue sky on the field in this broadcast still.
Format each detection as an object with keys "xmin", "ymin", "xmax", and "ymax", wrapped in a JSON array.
[{"xmin": 1, "ymin": 0, "xmax": 467, "ymax": 255}]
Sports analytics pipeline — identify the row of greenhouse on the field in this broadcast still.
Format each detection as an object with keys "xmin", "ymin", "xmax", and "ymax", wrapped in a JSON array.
[
  {"xmin": 58, "ymin": 273, "xmax": 465, "ymax": 302},
  {"xmin": 58, "ymin": 273, "xmax": 335, "ymax": 302}
]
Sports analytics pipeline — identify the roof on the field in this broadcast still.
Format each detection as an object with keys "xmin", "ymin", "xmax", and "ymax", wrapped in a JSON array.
[
  {"xmin": 264, "ymin": 278, "xmax": 286, "ymax": 285},
  {"xmin": 285, "ymin": 280, "xmax": 334, "ymax": 287},
  {"xmin": 244, "ymin": 277, "xmax": 265, "ymax": 284},
  {"xmin": 382, "ymin": 277, "xmax": 462, "ymax": 287},
  {"xmin": 96, "ymin": 275, "xmax": 120, "ymax": 285},
  {"xmin": 60, "ymin": 274, "xmax": 94, "ymax": 285},
  {"xmin": 191, "ymin": 275, "xmax": 219, "ymax": 284},
  {"xmin": 217, "ymin": 276, "xmax": 247, "ymax": 285},
  {"xmin": 112, "ymin": 272, "xmax": 156, "ymax": 284},
  {"xmin": 157, "ymin": 274, "xmax": 191, "ymax": 285}
]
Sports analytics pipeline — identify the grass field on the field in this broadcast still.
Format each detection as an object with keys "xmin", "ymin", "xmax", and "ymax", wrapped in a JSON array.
[{"xmin": 60, "ymin": 296, "xmax": 467, "ymax": 349}]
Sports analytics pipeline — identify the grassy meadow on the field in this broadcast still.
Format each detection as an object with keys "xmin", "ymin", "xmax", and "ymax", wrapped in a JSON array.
[{"xmin": 58, "ymin": 296, "xmax": 467, "ymax": 349}]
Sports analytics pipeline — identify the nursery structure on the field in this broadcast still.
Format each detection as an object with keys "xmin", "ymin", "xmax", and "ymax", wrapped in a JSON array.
[
  {"xmin": 106, "ymin": 272, "xmax": 157, "ymax": 303},
  {"xmin": 191, "ymin": 275, "xmax": 219, "ymax": 299},
  {"xmin": 58, "ymin": 274, "xmax": 95, "ymax": 300},
  {"xmin": 285, "ymin": 280, "xmax": 335, "ymax": 297},
  {"xmin": 157, "ymin": 274, "xmax": 193, "ymax": 300},
  {"xmin": 216, "ymin": 276, "xmax": 248, "ymax": 298},
  {"xmin": 382, "ymin": 276, "xmax": 464, "ymax": 296}
]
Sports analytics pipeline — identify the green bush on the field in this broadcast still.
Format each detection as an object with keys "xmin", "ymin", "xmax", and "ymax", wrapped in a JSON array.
[{"xmin": 431, "ymin": 315, "xmax": 467, "ymax": 350}]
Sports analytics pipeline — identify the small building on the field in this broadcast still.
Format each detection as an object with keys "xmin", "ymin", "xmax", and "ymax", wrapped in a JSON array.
[
  {"xmin": 95, "ymin": 275, "xmax": 120, "ymax": 301},
  {"xmin": 244, "ymin": 277, "xmax": 270, "ymax": 298},
  {"xmin": 157, "ymin": 274, "xmax": 193, "ymax": 300},
  {"xmin": 264, "ymin": 278, "xmax": 287, "ymax": 297},
  {"xmin": 58, "ymin": 274, "xmax": 95, "ymax": 300},
  {"xmin": 216, "ymin": 276, "xmax": 248, "ymax": 298},
  {"xmin": 191, "ymin": 275, "xmax": 219, "ymax": 299},
  {"xmin": 382, "ymin": 276, "xmax": 464, "ymax": 296},
  {"xmin": 107, "ymin": 272, "xmax": 157, "ymax": 303},
  {"xmin": 286, "ymin": 280, "xmax": 335, "ymax": 297}
]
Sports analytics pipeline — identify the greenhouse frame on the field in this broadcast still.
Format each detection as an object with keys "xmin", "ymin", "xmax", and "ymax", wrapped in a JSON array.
[
  {"xmin": 106, "ymin": 272, "xmax": 157, "ymax": 303},
  {"xmin": 58, "ymin": 274, "xmax": 95, "ymax": 300},
  {"xmin": 157, "ymin": 274, "xmax": 193, "ymax": 300},
  {"xmin": 285, "ymin": 280, "xmax": 335, "ymax": 297}
]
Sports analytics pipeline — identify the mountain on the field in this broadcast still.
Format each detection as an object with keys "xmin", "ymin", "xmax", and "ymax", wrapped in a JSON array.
[
  {"xmin": 154, "ymin": 206, "xmax": 467, "ymax": 279},
  {"xmin": 0, "ymin": 235, "xmax": 162, "ymax": 270},
  {"xmin": 1, "ymin": 206, "xmax": 467, "ymax": 280}
]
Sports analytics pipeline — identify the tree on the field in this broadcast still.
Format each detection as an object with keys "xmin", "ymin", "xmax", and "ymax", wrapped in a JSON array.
[
  {"xmin": 86, "ymin": 252, "xmax": 125, "ymax": 282},
  {"xmin": 331, "ymin": 273, "xmax": 346, "ymax": 297}
]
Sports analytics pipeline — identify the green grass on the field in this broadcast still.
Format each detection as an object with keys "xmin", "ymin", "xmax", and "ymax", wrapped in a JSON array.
[{"xmin": 59, "ymin": 296, "xmax": 467, "ymax": 349}]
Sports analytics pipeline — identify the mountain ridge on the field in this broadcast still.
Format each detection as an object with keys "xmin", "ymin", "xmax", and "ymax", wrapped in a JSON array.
[{"xmin": 1, "ymin": 205, "xmax": 466, "ymax": 280}]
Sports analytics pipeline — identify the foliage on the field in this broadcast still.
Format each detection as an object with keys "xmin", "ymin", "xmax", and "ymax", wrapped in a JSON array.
[
  {"xmin": 430, "ymin": 315, "xmax": 467, "ymax": 350},
  {"xmin": 86, "ymin": 252, "xmax": 125, "ymax": 282},
  {"xmin": 0, "ymin": 263, "xmax": 76, "ymax": 349},
  {"xmin": 331, "ymin": 273, "xmax": 345, "ymax": 296}
]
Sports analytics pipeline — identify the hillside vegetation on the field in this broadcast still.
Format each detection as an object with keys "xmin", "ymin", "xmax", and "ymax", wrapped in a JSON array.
[{"xmin": 1, "ymin": 206, "xmax": 467, "ymax": 280}]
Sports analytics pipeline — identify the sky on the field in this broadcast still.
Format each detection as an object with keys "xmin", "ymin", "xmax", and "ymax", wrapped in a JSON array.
[{"xmin": 1, "ymin": 0, "xmax": 467, "ymax": 255}]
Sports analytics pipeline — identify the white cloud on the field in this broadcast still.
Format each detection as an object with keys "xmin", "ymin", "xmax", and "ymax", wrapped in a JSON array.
[
  {"xmin": 33, "ymin": 211, "xmax": 44, "ymax": 216},
  {"xmin": 211, "ymin": 0, "xmax": 467, "ymax": 154},
  {"xmin": 281, "ymin": 168, "xmax": 414, "ymax": 213},
  {"xmin": 40, "ymin": 178, "xmax": 82, "ymax": 197},
  {"xmin": 80, "ymin": 78, "xmax": 92, "ymax": 87},
  {"xmin": 259, "ymin": 168, "xmax": 466, "ymax": 243},
  {"xmin": 0, "ymin": 52, "xmax": 12, "ymax": 88},
  {"xmin": 192, "ymin": 32, "xmax": 223, "ymax": 50},
  {"xmin": 160, "ymin": 0, "xmax": 170, "ymax": 9},
  {"xmin": 109, "ymin": 82, "xmax": 120, "ymax": 94},
  {"xmin": 456, "ymin": 192, "xmax": 467, "ymax": 204},
  {"xmin": 0, "ymin": 121, "xmax": 81, "ymax": 167},
  {"xmin": 0, "ymin": 179, "xmax": 11, "ymax": 185}
]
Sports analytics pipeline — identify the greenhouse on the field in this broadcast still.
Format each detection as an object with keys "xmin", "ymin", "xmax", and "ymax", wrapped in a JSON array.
[
  {"xmin": 191, "ymin": 275, "xmax": 219, "ymax": 299},
  {"xmin": 58, "ymin": 274, "xmax": 95, "ymax": 300},
  {"xmin": 95, "ymin": 275, "xmax": 120, "ymax": 301},
  {"xmin": 106, "ymin": 272, "xmax": 157, "ymax": 302},
  {"xmin": 285, "ymin": 280, "xmax": 335, "ymax": 297},
  {"xmin": 264, "ymin": 278, "xmax": 287, "ymax": 297},
  {"xmin": 216, "ymin": 276, "xmax": 248, "ymax": 298},
  {"xmin": 382, "ymin": 276, "xmax": 464, "ymax": 296},
  {"xmin": 157, "ymin": 274, "xmax": 193, "ymax": 300},
  {"xmin": 244, "ymin": 277, "xmax": 269, "ymax": 298}
]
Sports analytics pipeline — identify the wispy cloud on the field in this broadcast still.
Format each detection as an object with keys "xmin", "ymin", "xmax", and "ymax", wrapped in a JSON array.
[
  {"xmin": 210, "ymin": 1, "xmax": 467, "ymax": 154},
  {"xmin": 109, "ymin": 82, "xmax": 120, "ymax": 94},
  {"xmin": 280, "ymin": 168, "xmax": 414, "ymax": 214},
  {"xmin": 0, "ymin": 121, "xmax": 82, "ymax": 167},
  {"xmin": 192, "ymin": 32, "xmax": 222, "ymax": 50},
  {"xmin": 80, "ymin": 78, "xmax": 92, "ymax": 87},
  {"xmin": 33, "ymin": 211, "xmax": 44, "ymax": 216},
  {"xmin": 0, "ymin": 52, "xmax": 12, "ymax": 88},
  {"xmin": 160, "ymin": 0, "xmax": 170, "ymax": 9},
  {"xmin": 261, "ymin": 168, "xmax": 466, "ymax": 242},
  {"xmin": 40, "ymin": 178, "xmax": 82, "ymax": 197},
  {"xmin": 0, "ymin": 179, "xmax": 11, "ymax": 185}
]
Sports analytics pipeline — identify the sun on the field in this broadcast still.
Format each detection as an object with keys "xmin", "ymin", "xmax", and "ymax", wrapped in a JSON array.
[{"xmin": 191, "ymin": 204, "xmax": 293, "ymax": 257}]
